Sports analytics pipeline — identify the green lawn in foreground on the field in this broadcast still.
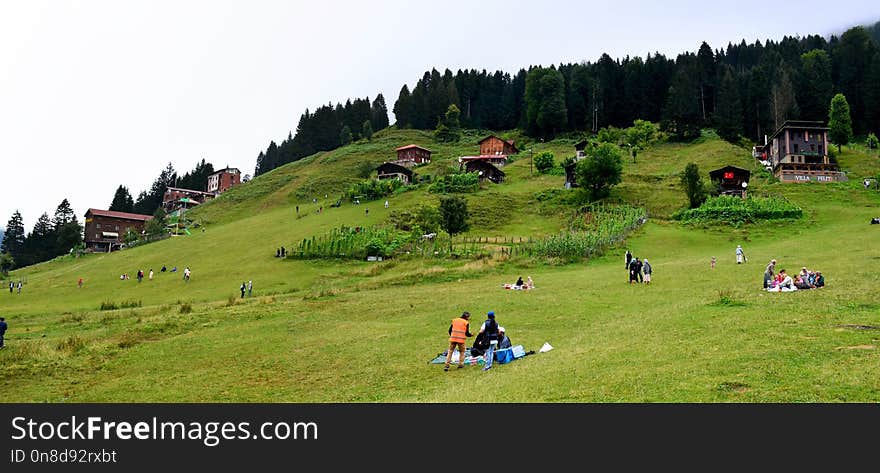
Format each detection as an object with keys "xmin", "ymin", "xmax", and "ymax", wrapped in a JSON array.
[{"xmin": 1, "ymin": 131, "xmax": 878, "ymax": 402}]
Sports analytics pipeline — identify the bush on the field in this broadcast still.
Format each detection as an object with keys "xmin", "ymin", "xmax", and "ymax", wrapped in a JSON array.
[
  {"xmin": 100, "ymin": 301, "xmax": 118, "ymax": 311},
  {"xmin": 428, "ymin": 172, "xmax": 480, "ymax": 193},
  {"xmin": 534, "ymin": 152, "xmax": 555, "ymax": 173},
  {"xmin": 345, "ymin": 178, "xmax": 403, "ymax": 202},
  {"xmin": 867, "ymin": 133, "xmax": 879, "ymax": 150},
  {"xmin": 439, "ymin": 196, "xmax": 470, "ymax": 235},
  {"xmin": 673, "ymin": 195, "xmax": 803, "ymax": 225},
  {"xmin": 179, "ymin": 303, "xmax": 193, "ymax": 314}
]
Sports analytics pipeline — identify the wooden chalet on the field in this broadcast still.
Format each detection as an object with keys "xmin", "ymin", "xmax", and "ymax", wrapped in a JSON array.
[
  {"xmin": 479, "ymin": 135, "xmax": 519, "ymax": 156},
  {"xmin": 84, "ymin": 209, "xmax": 153, "ymax": 252},
  {"xmin": 207, "ymin": 167, "xmax": 241, "ymax": 194},
  {"xmin": 394, "ymin": 144, "xmax": 432, "ymax": 166},
  {"xmin": 463, "ymin": 159, "xmax": 505, "ymax": 184},
  {"xmin": 766, "ymin": 121, "xmax": 846, "ymax": 183},
  {"xmin": 376, "ymin": 162, "xmax": 414, "ymax": 184},
  {"xmin": 709, "ymin": 166, "xmax": 751, "ymax": 198},
  {"xmin": 162, "ymin": 187, "xmax": 215, "ymax": 213}
]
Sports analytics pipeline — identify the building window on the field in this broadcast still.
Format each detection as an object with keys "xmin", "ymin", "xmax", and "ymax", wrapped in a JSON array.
[
  {"xmin": 96, "ymin": 223, "xmax": 101, "ymax": 229},
  {"xmin": 793, "ymin": 144, "xmax": 799, "ymax": 154}
]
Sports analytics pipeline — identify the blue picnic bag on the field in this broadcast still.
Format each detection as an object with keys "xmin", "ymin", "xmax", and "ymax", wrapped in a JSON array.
[{"xmin": 494, "ymin": 348, "xmax": 514, "ymax": 364}]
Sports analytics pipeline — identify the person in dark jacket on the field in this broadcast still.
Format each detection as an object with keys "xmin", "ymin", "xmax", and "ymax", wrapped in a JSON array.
[
  {"xmin": 240, "ymin": 282, "xmax": 246, "ymax": 298},
  {"xmin": 629, "ymin": 258, "xmax": 640, "ymax": 284},
  {"xmin": 497, "ymin": 327, "xmax": 511, "ymax": 350},
  {"xmin": 470, "ymin": 331, "xmax": 488, "ymax": 357},
  {"xmin": 0, "ymin": 317, "xmax": 7, "ymax": 349},
  {"xmin": 479, "ymin": 311, "xmax": 500, "ymax": 371},
  {"xmin": 635, "ymin": 258, "xmax": 643, "ymax": 283},
  {"xmin": 814, "ymin": 272, "xmax": 825, "ymax": 288},
  {"xmin": 625, "ymin": 250, "xmax": 632, "ymax": 270}
]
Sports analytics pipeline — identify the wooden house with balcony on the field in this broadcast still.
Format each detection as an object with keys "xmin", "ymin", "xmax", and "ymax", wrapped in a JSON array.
[
  {"xmin": 767, "ymin": 121, "xmax": 847, "ymax": 183},
  {"xmin": 394, "ymin": 144, "xmax": 432, "ymax": 167},
  {"xmin": 83, "ymin": 209, "xmax": 153, "ymax": 252},
  {"xmin": 376, "ymin": 162, "xmax": 414, "ymax": 184}
]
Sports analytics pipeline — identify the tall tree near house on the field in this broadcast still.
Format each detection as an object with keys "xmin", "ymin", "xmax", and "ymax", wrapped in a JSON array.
[
  {"xmin": 109, "ymin": 185, "xmax": 135, "ymax": 213},
  {"xmin": 864, "ymin": 52, "xmax": 880, "ymax": 134},
  {"xmin": 21, "ymin": 213, "xmax": 53, "ymax": 266},
  {"xmin": 714, "ymin": 67, "xmax": 744, "ymax": 141},
  {"xmin": 52, "ymin": 199, "xmax": 83, "ymax": 256},
  {"xmin": 1, "ymin": 210, "xmax": 25, "ymax": 262},
  {"xmin": 798, "ymin": 50, "xmax": 833, "ymax": 122},
  {"xmin": 438, "ymin": 196, "xmax": 469, "ymax": 236},
  {"xmin": 696, "ymin": 42, "xmax": 717, "ymax": 121},
  {"xmin": 770, "ymin": 68, "xmax": 799, "ymax": 130},
  {"xmin": 393, "ymin": 84, "xmax": 413, "ymax": 129},
  {"xmin": 828, "ymin": 93, "xmax": 853, "ymax": 152},
  {"xmin": 680, "ymin": 163, "xmax": 707, "ymax": 209},
  {"xmin": 370, "ymin": 94, "xmax": 389, "ymax": 131},
  {"xmin": 834, "ymin": 26, "xmax": 876, "ymax": 135},
  {"xmin": 362, "ymin": 120, "xmax": 373, "ymax": 141},
  {"xmin": 662, "ymin": 62, "xmax": 701, "ymax": 141},
  {"xmin": 574, "ymin": 143, "xmax": 623, "ymax": 201}
]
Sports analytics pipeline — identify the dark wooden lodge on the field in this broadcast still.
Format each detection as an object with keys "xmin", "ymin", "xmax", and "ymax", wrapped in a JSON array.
[
  {"xmin": 463, "ymin": 159, "xmax": 505, "ymax": 184},
  {"xmin": 376, "ymin": 162, "xmax": 414, "ymax": 184},
  {"xmin": 709, "ymin": 165, "xmax": 751, "ymax": 198},
  {"xmin": 83, "ymin": 209, "xmax": 153, "ymax": 252}
]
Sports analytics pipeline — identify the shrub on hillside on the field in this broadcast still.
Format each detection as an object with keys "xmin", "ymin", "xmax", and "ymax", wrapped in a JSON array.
[
  {"xmin": 534, "ymin": 151, "xmax": 555, "ymax": 173},
  {"xmin": 428, "ymin": 172, "xmax": 479, "ymax": 193},
  {"xmin": 673, "ymin": 195, "xmax": 803, "ymax": 225},
  {"xmin": 345, "ymin": 178, "xmax": 403, "ymax": 202}
]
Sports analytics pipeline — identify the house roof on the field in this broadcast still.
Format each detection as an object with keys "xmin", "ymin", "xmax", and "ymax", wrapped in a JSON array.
[
  {"xmin": 85, "ymin": 209, "xmax": 153, "ymax": 221},
  {"xmin": 463, "ymin": 159, "xmax": 505, "ymax": 175},
  {"xmin": 164, "ymin": 187, "xmax": 214, "ymax": 196},
  {"xmin": 709, "ymin": 166, "xmax": 751, "ymax": 181},
  {"xmin": 458, "ymin": 155, "xmax": 509, "ymax": 161},
  {"xmin": 209, "ymin": 167, "xmax": 240, "ymax": 176},
  {"xmin": 376, "ymin": 162, "xmax": 414, "ymax": 177},
  {"xmin": 395, "ymin": 144, "xmax": 432, "ymax": 153},
  {"xmin": 575, "ymin": 140, "xmax": 590, "ymax": 150},
  {"xmin": 767, "ymin": 120, "xmax": 829, "ymax": 142},
  {"xmin": 478, "ymin": 135, "xmax": 518, "ymax": 150}
]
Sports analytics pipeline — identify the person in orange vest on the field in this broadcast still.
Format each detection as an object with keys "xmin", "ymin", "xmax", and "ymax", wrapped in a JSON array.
[{"xmin": 445, "ymin": 311, "xmax": 473, "ymax": 371}]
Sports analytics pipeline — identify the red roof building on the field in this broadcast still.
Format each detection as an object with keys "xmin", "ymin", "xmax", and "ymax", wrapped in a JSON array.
[
  {"xmin": 83, "ymin": 209, "xmax": 153, "ymax": 252},
  {"xmin": 207, "ymin": 167, "xmax": 241, "ymax": 194},
  {"xmin": 479, "ymin": 135, "xmax": 519, "ymax": 157},
  {"xmin": 394, "ymin": 144, "xmax": 432, "ymax": 165}
]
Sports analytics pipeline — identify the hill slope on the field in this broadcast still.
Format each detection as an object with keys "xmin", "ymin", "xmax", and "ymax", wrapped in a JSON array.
[{"xmin": 1, "ymin": 129, "xmax": 879, "ymax": 402}]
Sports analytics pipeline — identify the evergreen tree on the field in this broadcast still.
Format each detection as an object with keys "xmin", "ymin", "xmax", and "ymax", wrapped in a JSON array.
[
  {"xmin": 52, "ymin": 199, "xmax": 82, "ymax": 256},
  {"xmin": 109, "ymin": 185, "xmax": 135, "ymax": 212},
  {"xmin": 434, "ymin": 104, "xmax": 461, "ymax": 142},
  {"xmin": 697, "ymin": 42, "xmax": 717, "ymax": 121},
  {"xmin": 525, "ymin": 67, "xmax": 568, "ymax": 138},
  {"xmin": 662, "ymin": 64, "xmax": 702, "ymax": 140},
  {"xmin": 370, "ymin": 94, "xmax": 390, "ymax": 131},
  {"xmin": 714, "ymin": 68, "xmax": 744, "ymax": 141},
  {"xmin": 835, "ymin": 27, "xmax": 876, "ymax": 135},
  {"xmin": 438, "ymin": 196, "xmax": 469, "ymax": 235},
  {"xmin": 362, "ymin": 120, "xmax": 374, "ymax": 141},
  {"xmin": 828, "ymin": 93, "xmax": 853, "ymax": 152},
  {"xmin": 680, "ymin": 163, "xmax": 707, "ymax": 209},
  {"xmin": 1, "ymin": 210, "xmax": 25, "ymax": 260},
  {"xmin": 339, "ymin": 125, "xmax": 353, "ymax": 146},
  {"xmin": 865, "ymin": 52, "xmax": 880, "ymax": 134},
  {"xmin": 798, "ymin": 50, "xmax": 833, "ymax": 122},
  {"xmin": 21, "ymin": 213, "xmax": 53, "ymax": 266},
  {"xmin": 770, "ymin": 68, "xmax": 798, "ymax": 130}
]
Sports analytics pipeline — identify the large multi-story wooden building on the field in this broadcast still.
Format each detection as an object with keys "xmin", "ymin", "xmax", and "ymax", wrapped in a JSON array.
[
  {"xmin": 766, "ymin": 121, "xmax": 847, "ymax": 183},
  {"xmin": 83, "ymin": 209, "xmax": 153, "ymax": 252},
  {"xmin": 207, "ymin": 167, "xmax": 241, "ymax": 194},
  {"xmin": 479, "ymin": 135, "xmax": 519, "ymax": 156},
  {"xmin": 394, "ymin": 144, "xmax": 432, "ymax": 166}
]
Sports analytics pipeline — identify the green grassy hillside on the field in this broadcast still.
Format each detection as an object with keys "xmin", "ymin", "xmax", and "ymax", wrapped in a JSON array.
[{"xmin": 2, "ymin": 129, "xmax": 879, "ymax": 402}]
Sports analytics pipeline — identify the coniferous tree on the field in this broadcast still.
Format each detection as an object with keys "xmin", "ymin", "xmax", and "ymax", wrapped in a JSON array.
[
  {"xmin": 434, "ymin": 104, "xmax": 462, "ymax": 142},
  {"xmin": 770, "ymin": 68, "xmax": 799, "ymax": 130},
  {"xmin": 339, "ymin": 125, "xmax": 353, "ymax": 146},
  {"xmin": 662, "ymin": 63, "xmax": 702, "ymax": 140},
  {"xmin": 835, "ymin": 27, "xmax": 876, "ymax": 135},
  {"xmin": 864, "ymin": 52, "xmax": 880, "ymax": 134},
  {"xmin": 798, "ymin": 50, "xmax": 833, "ymax": 122},
  {"xmin": 828, "ymin": 93, "xmax": 853, "ymax": 152},
  {"xmin": 109, "ymin": 185, "xmax": 135, "ymax": 212},
  {"xmin": 370, "ymin": 94, "xmax": 389, "ymax": 131},
  {"xmin": 680, "ymin": 163, "xmax": 707, "ymax": 208},
  {"xmin": 21, "ymin": 213, "xmax": 53, "ymax": 266},
  {"xmin": 362, "ymin": 120, "xmax": 373, "ymax": 141},
  {"xmin": 393, "ymin": 85, "xmax": 413, "ymax": 128},
  {"xmin": 714, "ymin": 68, "xmax": 744, "ymax": 142},
  {"xmin": 1, "ymin": 210, "xmax": 25, "ymax": 260}
]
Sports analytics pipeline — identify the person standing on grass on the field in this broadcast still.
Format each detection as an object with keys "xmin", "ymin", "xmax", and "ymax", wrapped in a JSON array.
[
  {"xmin": 247, "ymin": 280, "xmax": 253, "ymax": 297},
  {"xmin": 444, "ymin": 311, "xmax": 473, "ymax": 371},
  {"xmin": 735, "ymin": 245, "xmax": 745, "ymax": 264},
  {"xmin": 17, "ymin": 281, "xmax": 22, "ymax": 294},
  {"xmin": 625, "ymin": 250, "xmax": 633, "ymax": 270},
  {"xmin": 9, "ymin": 281, "xmax": 14, "ymax": 293},
  {"xmin": 635, "ymin": 258, "xmax": 643, "ymax": 283},
  {"xmin": 711, "ymin": 256, "xmax": 716, "ymax": 269},
  {"xmin": 149, "ymin": 269, "xmax": 154, "ymax": 281},
  {"xmin": 0, "ymin": 317, "xmax": 6, "ymax": 349},
  {"xmin": 78, "ymin": 278, "xmax": 83, "ymax": 288},
  {"xmin": 479, "ymin": 311, "xmax": 500, "ymax": 371},
  {"xmin": 629, "ymin": 257, "xmax": 639, "ymax": 284},
  {"xmin": 384, "ymin": 200, "xmax": 389, "ymax": 209},
  {"xmin": 642, "ymin": 259, "xmax": 652, "ymax": 284},
  {"xmin": 764, "ymin": 259, "xmax": 777, "ymax": 289},
  {"xmin": 240, "ymin": 282, "xmax": 246, "ymax": 298}
]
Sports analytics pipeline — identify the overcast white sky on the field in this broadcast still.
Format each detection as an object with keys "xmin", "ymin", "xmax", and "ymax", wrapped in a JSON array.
[{"xmin": 1, "ymin": 0, "xmax": 878, "ymax": 230}]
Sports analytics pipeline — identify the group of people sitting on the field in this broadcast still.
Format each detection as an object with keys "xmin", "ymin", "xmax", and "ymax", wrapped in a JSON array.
[
  {"xmin": 764, "ymin": 259, "xmax": 825, "ymax": 292},
  {"xmin": 503, "ymin": 276, "xmax": 534, "ymax": 290}
]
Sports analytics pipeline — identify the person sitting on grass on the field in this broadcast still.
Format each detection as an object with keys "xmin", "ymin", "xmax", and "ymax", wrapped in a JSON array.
[
  {"xmin": 795, "ymin": 274, "xmax": 813, "ymax": 290},
  {"xmin": 497, "ymin": 327, "xmax": 511, "ymax": 350},
  {"xmin": 515, "ymin": 276, "xmax": 524, "ymax": 288},
  {"xmin": 776, "ymin": 270, "xmax": 794, "ymax": 291},
  {"xmin": 814, "ymin": 271, "xmax": 825, "ymax": 288}
]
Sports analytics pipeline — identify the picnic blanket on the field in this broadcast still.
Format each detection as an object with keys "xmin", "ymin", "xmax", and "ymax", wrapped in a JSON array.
[
  {"xmin": 429, "ymin": 345, "xmax": 533, "ymax": 365},
  {"xmin": 501, "ymin": 284, "xmax": 535, "ymax": 290}
]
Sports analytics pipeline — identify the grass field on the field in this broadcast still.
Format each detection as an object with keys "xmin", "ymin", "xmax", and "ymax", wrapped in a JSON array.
[{"xmin": 2, "ymin": 129, "xmax": 879, "ymax": 402}]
